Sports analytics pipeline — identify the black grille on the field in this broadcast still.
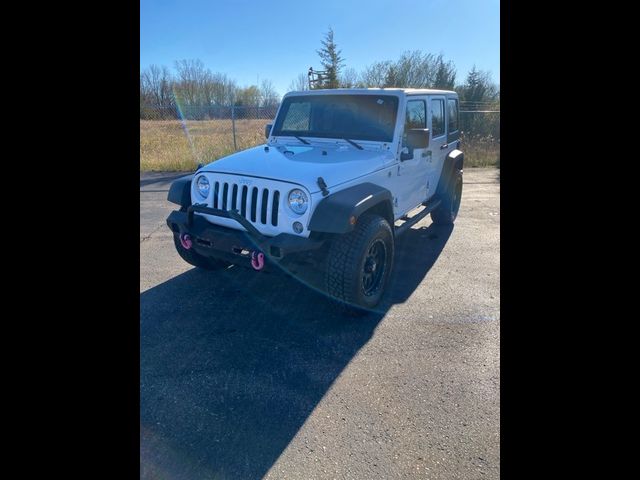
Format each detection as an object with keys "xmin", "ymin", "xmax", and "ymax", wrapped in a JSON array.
[{"xmin": 208, "ymin": 179, "xmax": 281, "ymax": 226}]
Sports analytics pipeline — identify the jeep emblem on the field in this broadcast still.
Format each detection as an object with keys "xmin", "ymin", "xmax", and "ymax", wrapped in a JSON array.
[{"xmin": 239, "ymin": 178, "xmax": 252, "ymax": 185}]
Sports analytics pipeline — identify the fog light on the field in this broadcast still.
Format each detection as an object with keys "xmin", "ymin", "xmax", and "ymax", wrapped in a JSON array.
[{"xmin": 292, "ymin": 222, "xmax": 303, "ymax": 234}]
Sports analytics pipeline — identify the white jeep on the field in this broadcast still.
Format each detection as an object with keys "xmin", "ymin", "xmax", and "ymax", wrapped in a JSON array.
[{"xmin": 166, "ymin": 88, "xmax": 463, "ymax": 310}]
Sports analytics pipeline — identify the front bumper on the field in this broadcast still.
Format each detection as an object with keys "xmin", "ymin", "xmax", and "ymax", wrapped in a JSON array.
[{"xmin": 166, "ymin": 205, "xmax": 325, "ymax": 266}]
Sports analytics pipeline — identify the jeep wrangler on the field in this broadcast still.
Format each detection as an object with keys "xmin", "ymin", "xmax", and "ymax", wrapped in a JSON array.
[{"xmin": 166, "ymin": 89, "xmax": 463, "ymax": 310}]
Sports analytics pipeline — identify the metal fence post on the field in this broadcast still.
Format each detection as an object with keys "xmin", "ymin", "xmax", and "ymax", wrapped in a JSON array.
[{"xmin": 231, "ymin": 104, "xmax": 237, "ymax": 151}]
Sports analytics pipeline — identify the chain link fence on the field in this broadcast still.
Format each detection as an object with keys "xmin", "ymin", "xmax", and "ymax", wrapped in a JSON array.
[
  {"xmin": 140, "ymin": 105, "xmax": 279, "ymax": 171},
  {"xmin": 140, "ymin": 103, "xmax": 499, "ymax": 171}
]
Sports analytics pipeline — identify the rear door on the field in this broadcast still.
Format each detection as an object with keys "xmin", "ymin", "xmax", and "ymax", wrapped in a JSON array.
[{"xmin": 427, "ymin": 95, "xmax": 448, "ymax": 195}]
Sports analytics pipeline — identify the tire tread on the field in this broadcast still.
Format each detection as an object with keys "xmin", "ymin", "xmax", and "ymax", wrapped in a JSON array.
[{"xmin": 325, "ymin": 214, "xmax": 393, "ymax": 307}]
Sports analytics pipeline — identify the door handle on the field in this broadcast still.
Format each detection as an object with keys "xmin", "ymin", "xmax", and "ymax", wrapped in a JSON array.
[{"xmin": 440, "ymin": 144, "xmax": 449, "ymax": 150}]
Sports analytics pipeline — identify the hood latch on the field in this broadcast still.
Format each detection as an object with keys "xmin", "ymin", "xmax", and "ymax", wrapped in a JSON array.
[{"xmin": 317, "ymin": 177, "xmax": 329, "ymax": 197}]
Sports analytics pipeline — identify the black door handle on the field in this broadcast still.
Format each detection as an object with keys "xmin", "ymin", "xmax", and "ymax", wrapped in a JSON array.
[{"xmin": 440, "ymin": 143, "xmax": 449, "ymax": 150}]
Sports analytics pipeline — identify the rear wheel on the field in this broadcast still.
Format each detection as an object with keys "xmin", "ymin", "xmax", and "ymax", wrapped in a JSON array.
[
  {"xmin": 325, "ymin": 214, "xmax": 394, "ymax": 311},
  {"xmin": 431, "ymin": 169, "xmax": 463, "ymax": 225}
]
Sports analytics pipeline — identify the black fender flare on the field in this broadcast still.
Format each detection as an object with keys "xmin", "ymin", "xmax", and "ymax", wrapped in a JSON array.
[
  {"xmin": 167, "ymin": 174, "xmax": 194, "ymax": 208},
  {"xmin": 435, "ymin": 149, "xmax": 464, "ymax": 198},
  {"xmin": 308, "ymin": 182, "xmax": 394, "ymax": 234}
]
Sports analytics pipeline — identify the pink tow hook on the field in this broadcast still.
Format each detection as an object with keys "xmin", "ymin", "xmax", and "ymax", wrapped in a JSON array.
[
  {"xmin": 251, "ymin": 251, "xmax": 265, "ymax": 271},
  {"xmin": 179, "ymin": 233, "xmax": 193, "ymax": 250}
]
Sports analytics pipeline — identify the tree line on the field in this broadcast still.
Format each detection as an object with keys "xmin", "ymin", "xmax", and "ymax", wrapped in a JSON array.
[
  {"xmin": 140, "ymin": 28, "xmax": 499, "ymax": 118},
  {"xmin": 140, "ymin": 59, "xmax": 280, "ymax": 118},
  {"xmin": 297, "ymin": 28, "xmax": 499, "ymax": 106}
]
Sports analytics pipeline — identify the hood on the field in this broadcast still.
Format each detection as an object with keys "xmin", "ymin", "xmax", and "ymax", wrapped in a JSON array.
[{"xmin": 198, "ymin": 143, "xmax": 396, "ymax": 193}]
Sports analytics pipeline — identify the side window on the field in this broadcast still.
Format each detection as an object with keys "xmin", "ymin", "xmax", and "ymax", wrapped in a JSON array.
[
  {"xmin": 403, "ymin": 100, "xmax": 426, "ymax": 147},
  {"xmin": 431, "ymin": 99, "xmax": 445, "ymax": 137},
  {"xmin": 405, "ymin": 100, "xmax": 426, "ymax": 129},
  {"xmin": 448, "ymin": 99, "xmax": 458, "ymax": 133}
]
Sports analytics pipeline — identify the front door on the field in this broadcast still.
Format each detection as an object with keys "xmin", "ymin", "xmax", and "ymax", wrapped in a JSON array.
[{"xmin": 396, "ymin": 98, "xmax": 429, "ymax": 215}]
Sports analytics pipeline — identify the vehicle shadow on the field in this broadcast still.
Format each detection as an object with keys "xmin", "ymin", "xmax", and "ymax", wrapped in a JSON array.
[{"xmin": 140, "ymin": 222, "xmax": 453, "ymax": 479}]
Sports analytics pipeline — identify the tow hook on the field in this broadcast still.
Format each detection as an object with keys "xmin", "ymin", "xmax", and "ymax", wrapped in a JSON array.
[
  {"xmin": 251, "ymin": 251, "xmax": 265, "ymax": 271},
  {"xmin": 179, "ymin": 233, "xmax": 193, "ymax": 250}
]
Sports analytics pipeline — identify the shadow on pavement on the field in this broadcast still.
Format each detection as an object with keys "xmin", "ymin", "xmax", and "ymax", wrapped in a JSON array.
[
  {"xmin": 140, "ymin": 223, "xmax": 453, "ymax": 479},
  {"xmin": 140, "ymin": 173, "xmax": 190, "ymax": 189}
]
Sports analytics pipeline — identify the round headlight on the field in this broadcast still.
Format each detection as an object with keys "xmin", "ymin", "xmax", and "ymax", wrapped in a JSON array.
[
  {"xmin": 195, "ymin": 175, "xmax": 210, "ymax": 199},
  {"xmin": 287, "ymin": 189, "xmax": 308, "ymax": 215}
]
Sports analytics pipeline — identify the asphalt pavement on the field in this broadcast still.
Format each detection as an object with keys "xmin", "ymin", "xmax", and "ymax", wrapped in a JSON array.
[{"xmin": 140, "ymin": 167, "xmax": 500, "ymax": 479}]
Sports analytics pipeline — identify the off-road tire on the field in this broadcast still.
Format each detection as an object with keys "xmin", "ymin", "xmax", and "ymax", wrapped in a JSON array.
[
  {"xmin": 431, "ymin": 169, "xmax": 463, "ymax": 226},
  {"xmin": 325, "ymin": 214, "xmax": 394, "ymax": 311}
]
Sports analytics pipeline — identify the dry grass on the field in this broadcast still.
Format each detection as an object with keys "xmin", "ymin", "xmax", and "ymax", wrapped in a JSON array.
[
  {"xmin": 140, "ymin": 119, "xmax": 270, "ymax": 171},
  {"xmin": 140, "ymin": 119, "xmax": 499, "ymax": 171},
  {"xmin": 462, "ymin": 136, "xmax": 500, "ymax": 168}
]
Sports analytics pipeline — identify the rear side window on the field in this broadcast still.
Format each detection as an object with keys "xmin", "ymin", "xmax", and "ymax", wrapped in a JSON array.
[
  {"xmin": 431, "ymin": 99, "xmax": 445, "ymax": 137},
  {"xmin": 448, "ymin": 99, "xmax": 459, "ymax": 132}
]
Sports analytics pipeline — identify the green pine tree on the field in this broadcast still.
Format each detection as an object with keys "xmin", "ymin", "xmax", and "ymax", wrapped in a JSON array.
[
  {"xmin": 433, "ymin": 55, "xmax": 456, "ymax": 89},
  {"xmin": 316, "ymin": 27, "xmax": 345, "ymax": 89}
]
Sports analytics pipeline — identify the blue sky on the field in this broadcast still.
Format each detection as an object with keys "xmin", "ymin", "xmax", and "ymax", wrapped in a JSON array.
[{"xmin": 141, "ymin": 0, "xmax": 499, "ymax": 96}]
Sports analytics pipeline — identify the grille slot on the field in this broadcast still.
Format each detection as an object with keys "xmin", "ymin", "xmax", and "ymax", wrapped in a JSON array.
[
  {"xmin": 231, "ymin": 184, "xmax": 238, "ymax": 211},
  {"xmin": 260, "ymin": 189, "xmax": 269, "ymax": 224},
  {"xmin": 241, "ymin": 186, "xmax": 248, "ymax": 217},
  {"xmin": 250, "ymin": 187, "xmax": 258, "ymax": 222},
  {"xmin": 222, "ymin": 183, "xmax": 229, "ymax": 210},
  {"xmin": 271, "ymin": 191, "xmax": 280, "ymax": 226},
  {"xmin": 212, "ymin": 182, "xmax": 220, "ymax": 209}
]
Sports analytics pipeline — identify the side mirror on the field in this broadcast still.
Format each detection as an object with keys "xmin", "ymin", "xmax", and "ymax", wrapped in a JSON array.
[
  {"xmin": 406, "ymin": 128, "xmax": 430, "ymax": 149},
  {"xmin": 400, "ymin": 128, "xmax": 430, "ymax": 161},
  {"xmin": 264, "ymin": 123, "xmax": 273, "ymax": 139}
]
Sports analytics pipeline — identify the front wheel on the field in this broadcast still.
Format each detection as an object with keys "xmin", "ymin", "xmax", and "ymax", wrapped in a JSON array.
[
  {"xmin": 431, "ymin": 169, "xmax": 463, "ymax": 225},
  {"xmin": 325, "ymin": 214, "xmax": 394, "ymax": 311}
]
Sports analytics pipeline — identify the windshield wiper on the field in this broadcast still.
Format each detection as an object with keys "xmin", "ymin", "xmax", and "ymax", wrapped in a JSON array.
[
  {"xmin": 294, "ymin": 135, "xmax": 311, "ymax": 145},
  {"xmin": 342, "ymin": 137, "xmax": 363, "ymax": 150}
]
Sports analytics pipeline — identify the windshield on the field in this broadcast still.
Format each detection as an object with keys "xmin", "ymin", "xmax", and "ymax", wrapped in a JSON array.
[{"xmin": 272, "ymin": 94, "xmax": 399, "ymax": 143}]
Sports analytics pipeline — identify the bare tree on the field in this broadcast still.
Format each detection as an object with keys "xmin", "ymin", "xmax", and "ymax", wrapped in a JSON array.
[
  {"xmin": 173, "ymin": 59, "xmax": 209, "ymax": 106},
  {"xmin": 259, "ymin": 79, "xmax": 280, "ymax": 107},
  {"xmin": 234, "ymin": 85, "xmax": 261, "ymax": 106},
  {"xmin": 171, "ymin": 59, "xmax": 242, "ymax": 110},
  {"xmin": 360, "ymin": 60, "xmax": 393, "ymax": 87},
  {"xmin": 208, "ymin": 72, "xmax": 237, "ymax": 106},
  {"xmin": 389, "ymin": 51, "xmax": 436, "ymax": 87},
  {"xmin": 287, "ymin": 73, "xmax": 309, "ymax": 92},
  {"xmin": 140, "ymin": 64, "xmax": 174, "ymax": 107},
  {"xmin": 359, "ymin": 51, "xmax": 458, "ymax": 89},
  {"xmin": 339, "ymin": 67, "xmax": 359, "ymax": 88}
]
